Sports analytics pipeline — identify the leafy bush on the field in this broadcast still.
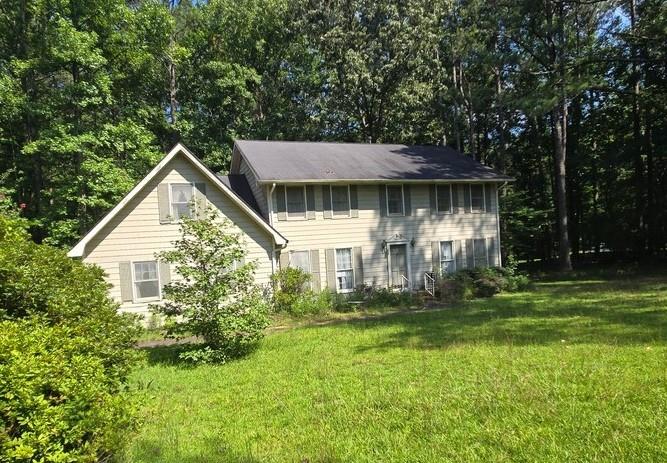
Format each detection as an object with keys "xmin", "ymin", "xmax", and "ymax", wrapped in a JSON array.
[
  {"xmin": 0, "ymin": 212, "xmax": 140, "ymax": 461},
  {"xmin": 271, "ymin": 267, "xmax": 334, "ymax": 316},
  {"xmin": 438, "ymin": 265, "xmax": 531, "ymax": 302},
  {"xmin": 154, "ymin": 207, "xmax": 269, "ymax": 363},
  {"xmin": 0, "ymin": 320, "xmax": 137, "ymax": 462}
]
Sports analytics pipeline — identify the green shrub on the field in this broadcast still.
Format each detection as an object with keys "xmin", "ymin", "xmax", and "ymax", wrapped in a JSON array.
[
  {"xmin": 154, "ymin": 207, "xmax": 269, "ymax": 363},
  {"xmin": 0, "ymin": 320, "xmax": 137, "ymax": 462},
  {"xmin": 271, "ymin": 267, "xmax": 313, "ymax": 313},
  {"xmin": 0, "ymin": 213, "xmax": 140, "ymax": 461},
  {"xmin": 438, "ymin": 266, "xmax": 531, "ymax": 302}
]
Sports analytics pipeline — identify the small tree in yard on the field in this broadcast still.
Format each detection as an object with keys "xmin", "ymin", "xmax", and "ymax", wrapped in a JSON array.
[{"xmin": 154, "ymin": 206, "xmax": 269, "ymax": 363}]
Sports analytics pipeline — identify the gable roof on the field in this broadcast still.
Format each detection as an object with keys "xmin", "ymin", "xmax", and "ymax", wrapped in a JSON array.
[
  {"xmin": 68, "ymin": 143, "xmax": 287, "ymax": 258},
  {"xmin": 233, "ymin": 140, "xmax": 513, "ymax": 183}
]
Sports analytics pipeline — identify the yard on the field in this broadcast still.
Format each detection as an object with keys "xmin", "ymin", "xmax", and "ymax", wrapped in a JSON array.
[{"xmin": 127, "ymin": 273, "xmax": 667, "ymax": 463}]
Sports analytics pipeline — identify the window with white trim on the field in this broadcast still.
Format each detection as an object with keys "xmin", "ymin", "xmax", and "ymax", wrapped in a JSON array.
[
  {"xmin": 436, "ymin": 184, "xmax": 453, "ymax": 214},
  {"xmin": 286, "ymin": 186, "xmax": 306, "ymax": 218},
  {"xmin": 289, "ymin": 250, "xmax": 310, "ymax": 273},
  {"xmin": 470, "ymin": 184, "xmax": 485, "ymax": 213},
  {"xmin": 331, "ymin": 185, "xmax": 350, "ymax": 216},
  {"xmin": 133, "ymin": 261, "xmax": 160, "ymax": 300},
  {"xmin": 171, "ymin": 183, "xmax": 194, "ymax": 219},
  {"xmin": 386, "ymin": 185, "xmax": 404, "ymax": 215},
  {"xmin": 440, "ymin": 241, "xmax": 455, "ymax": 274},
  {"xmin": 335, "ymin": 248, "xmax": 354, "ymax": 292},
  {"xmin": 473, "ymin": 238, "xmax": 488, "ymax": 268}
]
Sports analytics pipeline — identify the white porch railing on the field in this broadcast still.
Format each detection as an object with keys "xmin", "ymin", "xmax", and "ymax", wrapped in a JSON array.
[
  {"xmin": 424, "ymin": 272, "xmax": 435, "ymax": 296},
  {"xmin": 400, "ymin": 274, "xmax": 410, "ymax": 291}
]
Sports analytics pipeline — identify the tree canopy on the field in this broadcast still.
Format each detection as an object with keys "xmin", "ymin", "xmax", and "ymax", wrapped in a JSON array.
[{"xmin": 1, "ymin": 0, "xmax": 665, "ymax": 266}]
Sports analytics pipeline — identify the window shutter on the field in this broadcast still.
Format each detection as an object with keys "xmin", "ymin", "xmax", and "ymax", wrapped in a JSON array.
[
  {"xmin": 403, "ymin": 185, "xmax": 412, "ymax": 216},
  {"xmin": 159, "ymin": 261, "xmax": 171, "ymax": 290},
  {"xmin": 454, "ymin": 185, "xmax": 465, "ymax": 214},
  {"xmin": 378, "ymin": 185, "xmax": 387, "ymax": 217},
  {"xmin": 454, "ymin": 240, "xmax": 465, "ymax": 270},
  {"xmin": 465, "ymin": 239, "xmax": 475, "ymax": 268},
  {"xmin": 310, "ymin": 249, "xmax": 321, "ymax": 291},
  {"xmin": 488, "ymin": 237, "xmax": 498, "ymax": 267},
  {"xmin": 118, "ymin": 262, "xmax": 133, "ymax": 302},
  {"xmin": 350, "ymin": 185, "xmax": 359, "ymax": 218},
  {"xmin": 279, "ymin": 251, "xmax": 289, "ymax": 270},
  {"xmin": 325, "ymin": 248, "xmax": 336, "ymax": 290},
  {"xmin": 484, "ymin": 184, "xmax": 495, "ymax": 213},
  {"xmin": 306, "ymin": 185, "xmax": 316, "ymax": 220},
  {"xmin": 276, "ymin": 186, "xmax": 287, "ymax": 221},
  {"xmin": 429, "ymin": 185, "xmax": 437, "ymax": 216},
  {"xmin": 463, "ymin": 185, "xmax": 471, "ymax": 212},
  {"xmin": 431, "ymin": 241, "xmax": 440, "ymax": 273},
  {"xmin": 157, "ymin": 183, "xmax": 171, "ymax": 224},
  {"xmin": 353, "ymin": 246, "xmax": 363, "ymax": 287},
  {"xmin": 322, "ymin": 186, "xmax": 333, "ymax": 219},
  {"xmin": 194, "ymin": 183, "xmax": 207, "ymax": 218}
]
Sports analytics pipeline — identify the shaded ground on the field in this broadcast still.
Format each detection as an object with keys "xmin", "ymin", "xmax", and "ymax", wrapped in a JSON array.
[{"xmin": 126, "ymin": 274, "xmax": 667, "ymax": 463}]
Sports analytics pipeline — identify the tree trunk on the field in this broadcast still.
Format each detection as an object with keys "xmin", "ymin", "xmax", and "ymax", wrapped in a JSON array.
[
  {"xmin": 629, "ymin": 0, "xmax": 645, "ymax": 255},
  {"xmin": 553, "ymin": 103, "xmax": 572, "ymax": 271}
]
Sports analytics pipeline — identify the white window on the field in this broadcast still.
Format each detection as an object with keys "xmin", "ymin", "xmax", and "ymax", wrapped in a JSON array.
[
  {"xmin": 386, "ymin": 185, "xmax": 404, "ymax": 216},
  {"xmin": 335, "ymin": 248, "xmax": 354, "ymax": 292},
  {"xmin": 289, "ymin": 250, "xmax": 311, "ymax": 272},
  {"xmin": 473, "ymin": 238, "xmax": 488, "ymax": 268},
  {"xmin": 440, "ymin": 241, "xmax": 455, "ymax": 274},
  {"xmin": 436, "ymin": 184, "xmax": 453, "ymax": 214},
  {"xmin": 171, "ymin": 183, "xmax": 194, "ymax": 220},
  {"xmin": 331, "ymin": 185, "xmax": 350, "ymax": 216},
  {"xmin": 286, "ymin": 186, "xmax": 306, "ymax": 218},
  {"xmin": 470, "ymin": 184, "xmax": 485, "ymax": 213},
  {"xmin": 133, "ymin": 261, "xmax": 160, "ymax": 301}
]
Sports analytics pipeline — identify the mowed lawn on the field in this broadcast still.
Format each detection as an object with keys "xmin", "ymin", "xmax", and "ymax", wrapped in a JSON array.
[{"xmin": 127, "ymin": 275, "xmax": 667, "ymax": 463}]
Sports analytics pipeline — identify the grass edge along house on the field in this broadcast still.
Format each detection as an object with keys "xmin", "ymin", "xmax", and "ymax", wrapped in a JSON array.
[{"xmin": 68, "ymin": 141, "xmax": 513, "ymax": 318}]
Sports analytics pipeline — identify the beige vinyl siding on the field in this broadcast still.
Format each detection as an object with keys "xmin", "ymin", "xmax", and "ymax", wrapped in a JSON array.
[
  {"xmin": 272, "ymin": 183, "xmax": 500, "ymax": 290},
  {"xmin": 81, "ymin": 154, "xmax": 275, "ymax": 318},
  {"xmin": 238, "ymin": 156, "xmax": 269, "ymax": 218}
]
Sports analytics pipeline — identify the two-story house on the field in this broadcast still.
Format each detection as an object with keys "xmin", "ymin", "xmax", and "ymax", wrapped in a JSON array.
[{"xmin": 68, "ymin": 141, "xmax": 512, "ymax": 318}]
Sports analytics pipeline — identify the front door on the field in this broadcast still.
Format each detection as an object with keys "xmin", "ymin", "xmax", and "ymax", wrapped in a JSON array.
[{"xmin": 389, "ymin": 243, "xmax": 409, "ymax": 289}]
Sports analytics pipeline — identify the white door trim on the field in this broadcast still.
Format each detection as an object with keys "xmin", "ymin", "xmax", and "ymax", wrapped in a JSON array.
[{"xmin": 386, "ymin": 240, "xmax": 411, "ymax": 290}]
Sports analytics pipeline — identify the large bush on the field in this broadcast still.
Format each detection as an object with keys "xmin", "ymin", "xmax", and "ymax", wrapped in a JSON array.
[
  {"xmin": 0, "ymin": 320, "xmax": 136, "ymax": 462},
  {"xmin": 0, "ymin": 212, "xmax": 140, "ymax": 461},
  {"xmin": 437, "ymin": 265, "xmax": 531, "ymax": 302},
  {"xmin": 270, "ymin": 267, "xmax": 333, "ymax": 315},
  {"xmin": 154, "ymin": 207, "xmax": 269, "ymax": 363}
]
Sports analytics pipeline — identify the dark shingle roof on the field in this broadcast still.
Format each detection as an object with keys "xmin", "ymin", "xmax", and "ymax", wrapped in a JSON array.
[
  {"xmin": 217, "ymin": 174, "xmax": 263, "ymax": 215},
  {"xmin": 234, "ymin": 140, "xmax": 513, "ymax": 182}
]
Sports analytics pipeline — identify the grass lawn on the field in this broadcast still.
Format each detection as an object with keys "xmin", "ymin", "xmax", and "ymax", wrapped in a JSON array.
[{"xmin": 126, "ymin": 274, "xmax": 667, "ymax": 462}]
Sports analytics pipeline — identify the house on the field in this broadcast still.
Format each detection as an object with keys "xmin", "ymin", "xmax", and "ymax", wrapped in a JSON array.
[{"xmin": 68, "ymin": 141, "xmax": 513, "ymax": 318}]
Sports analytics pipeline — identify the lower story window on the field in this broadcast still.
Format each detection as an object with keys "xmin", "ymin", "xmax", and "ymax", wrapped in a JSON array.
[
  {"xmin": 440, "ymin": 241, "xmax": 455, "ymax": 274},
  {"xmin": 133, "ymin": 261, "xmax": 160, "ymax": 300},
  {"xmin": 289, "ymin": 250, "xmax": 311, "ymax": 272},
  {"xmin": 335, "ymin": 248, "xmax": 354, "ymax": 292},
  {"xmin": 473, "ymin": 238, "xmax": 488, "ymax": 268}
]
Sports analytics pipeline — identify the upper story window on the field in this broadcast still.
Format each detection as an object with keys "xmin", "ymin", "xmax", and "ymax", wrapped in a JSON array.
[
  {"xmin": 470, "ymin": 184, "xmax": 485, "ymax": 213},
  {"xmin": 386, "ymin": 185, "xmax": 404, "ymax": 216},
  {"xmin": 286, "ymin": 186, "xmax": 306, "ymax": 218},
  {"xmin": 133, "ymin": 261, "xmax": 160, "ymax": 301},
  {"xmin": 331, "ymin": 185, "xmax": 350, "ymax": 216},
  {"xmin": 171, "ymin": 183, "xmax": 194, "ymax": 220},
  {"xmin": 436, "ymin": 184, "xmax": 453, "ymax": 214}
]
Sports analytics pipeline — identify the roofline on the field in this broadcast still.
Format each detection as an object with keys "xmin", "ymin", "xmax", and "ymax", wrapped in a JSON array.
[
  {"xmin": 256, "ymin": 178, "xmax": 515, "ymax": 185},
  {"xmin": 68, "ymin": 143, "xmax": 287, "ymax": 258}
]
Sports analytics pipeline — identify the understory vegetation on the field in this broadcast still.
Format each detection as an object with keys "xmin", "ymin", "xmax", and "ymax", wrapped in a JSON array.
[
  {"xmin": 0, "ymin": 213, "xmax": 140, "ymax": 461},
  {"xmin": 128, "ymin": 273, "xmax": 667, "ymax": 462}
]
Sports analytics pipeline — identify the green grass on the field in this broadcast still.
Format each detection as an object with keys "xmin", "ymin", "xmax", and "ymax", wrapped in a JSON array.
[{"xmin": 126, "ymin": 275, "xmax": 667, "ymax": 463}]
